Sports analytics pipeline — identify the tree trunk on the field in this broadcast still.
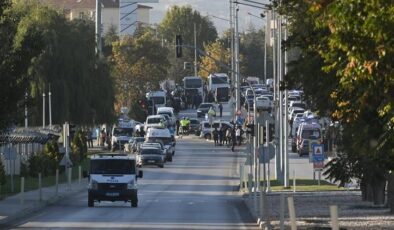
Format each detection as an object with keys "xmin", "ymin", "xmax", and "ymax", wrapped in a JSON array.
[
  {"xmin": 387, "ymin": 173, "xmax": 394, "ymax": 213},
  {"xmin": 372, "ymin": 176, "xmax": 386, "ymax": 205}
]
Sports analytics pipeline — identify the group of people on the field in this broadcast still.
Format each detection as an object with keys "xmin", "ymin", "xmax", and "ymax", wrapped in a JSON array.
[
  {"xmin": 176, "ymin": 117, "xmax": 191, "ymax": 135},
  {"xmin": 212, "ymin": 125, "xmax": 243, "ymax": 152}
]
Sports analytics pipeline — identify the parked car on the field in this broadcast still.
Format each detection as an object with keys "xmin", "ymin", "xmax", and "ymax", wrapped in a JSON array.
[
  {"xmin": 188, "ymin": 118, "xmax": 201, "ymax": 135},
  {"xmin": 199, "ymin": 120, "xmax": 233, "ymax": 140},
  {"xmin": 255, "ymin": 96, "xmax": 272, "ymax": 112}
]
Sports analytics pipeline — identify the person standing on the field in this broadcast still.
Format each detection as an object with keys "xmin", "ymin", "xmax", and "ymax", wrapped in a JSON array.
[
  {"xmin": 218, "ymin": 126, "xmax": 224, "ymax": 146},
  {"xmin": 236, "ymin": 126, "xmax": 241, "ymax": 146},
  {"xmin": 175, "ymin": 119, "xmax": 180, "ymax": 136},
  {"xmin": 218, "ymin": 103, "xmax": 223, "ymax": 117},
  {"xmin": 231, "ymin": 128, "xmax": 236, "ymax": 152},
  {"xmin": 213, "ymin": 127, "xmax": 219, "ymax": 146}
]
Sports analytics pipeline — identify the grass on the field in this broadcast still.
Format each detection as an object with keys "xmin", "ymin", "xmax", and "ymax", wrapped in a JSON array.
[
  {"xmin": 267, "ymin": 179, "xmax": 344, "ymax": 192},
  {"xmin": 0, "ymin": 158, "xmax": 90, "ymax": 200},
  {"xmin": 241, "ymin": 179, "xmax": 345, "ymax": 192}
]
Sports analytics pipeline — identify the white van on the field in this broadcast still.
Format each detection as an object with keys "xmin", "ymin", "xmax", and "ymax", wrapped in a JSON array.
[
  {"xmin": 296, "ymin": 121, "xmax": 322, "ymax": 156},
  {"xmin": 157, "ymin": 107, "xmax": 175, "ymax": 127},
  {"xmin": 146, "ymin": 128, "xmax": 175, "ymax": 161}
]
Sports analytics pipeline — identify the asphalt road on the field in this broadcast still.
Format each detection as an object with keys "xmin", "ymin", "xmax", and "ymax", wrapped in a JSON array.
[{"xmin": 7, "ymin": 136, "xmax": 259, "ymax": 230}]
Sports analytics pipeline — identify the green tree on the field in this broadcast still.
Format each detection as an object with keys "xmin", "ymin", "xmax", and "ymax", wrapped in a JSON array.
[
  {"xmin": 198, "ymin": 40, "xmax": 231, "ymax": 79},
  {"xmin": 158, "ymin": 5, "xmax": 218, "ymax": 82},
  {"xmin": 0, "ymin": 159, "xmax": 6, "ymax": 186},
  {"xmin": 281, "ymin": 0, "xmax": 394, "ymax": 207},
  {"xmin": 110, "ymin": 30, "xmax": 170, "ymax": 117}
]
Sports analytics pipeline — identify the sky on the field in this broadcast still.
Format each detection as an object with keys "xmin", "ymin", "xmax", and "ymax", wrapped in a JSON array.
[{"xmin": 144, "ymin": 0, "xmax": 269, "ymax": 35}]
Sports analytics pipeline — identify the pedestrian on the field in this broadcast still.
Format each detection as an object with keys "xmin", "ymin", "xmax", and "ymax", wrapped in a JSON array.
[
  {"xmin": 218, "ymin": 103, "xmax": 223, "ymax": 117},
  {"xmin": 175, "ymin": 119, "xmax": 180, "ymax": 136},
  {"xmin": 231, "ymin": 128, "xmax": 236, "ymax": 152},
  {"xmin": 100, "ymin": 129, "xmax": 106, "ymax": 147},
  {"xmin": 213, "ymin": 127, "xmax": 219, "ymax": 146},
  {"xmin": 87, "ymin": 129, "xmax": 93, "ymax": 148},
  {"xmin": 226, "ymin": 128, "xmax": 231, "ymax": 146},
  {"xmin": 219, "ymin": 126, "xmax": 225, "ymax": 145},
  {"xmin": 236, "ymin": 126, "xmax": 241, "ymax": 146}
]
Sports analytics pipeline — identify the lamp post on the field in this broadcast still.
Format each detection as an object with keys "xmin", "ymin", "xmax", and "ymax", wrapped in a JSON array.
[
  {"xmin": 42, "ymin": 92, "xmax": 45, "ymax": 128},
  {"xmin": 24, "ymin": 91, "xmax": 28, "ymax": 128},
  {"xmin": 49, "ymin": 86, "xmax": 52, "ymax": 130}
]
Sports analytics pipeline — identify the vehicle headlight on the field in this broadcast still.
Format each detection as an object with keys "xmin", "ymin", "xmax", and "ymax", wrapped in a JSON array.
[
  {"xmin": 127, "ymin": 180, "xmax": 137, "ymax": 189},
  {"xmin": 89, "ymin": 180, "xmax": 98, "ymax": 190}
]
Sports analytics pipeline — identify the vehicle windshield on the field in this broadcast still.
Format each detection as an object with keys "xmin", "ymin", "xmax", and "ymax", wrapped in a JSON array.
[
  {"xmin": 140, "ymin": 148, "xmax": 162, "ymax": 155},
  {"xmin": 158, "ymin": 112, "xmax": 172, "ymax": 117},
  {"xmin": 90, "ymin": 159, "xmax": 135, "ymax": 174},
  {"xmin": 147, "ymin": 137, "xmax": 172, "ymax": 145},
  {"xmin": 113, "ymin": 128, "xmax": 133, "ymax": 137},
  {"xmin": 212, "ymin": 76, "xmax": 228, "ymax": 84},
  {"xmin": 147, "ymin": 118, "xmax": 163, "ymax": 124},
  {"xmin": 199, "ymin": 104, "xmax": 213, "ymax": 108},
  {"xmin": 190, "ymin": 119, "xmax": 199, "ymax": 125},
  {"xmin": 150, "ymin": 97, "xmax": 165, "ymax": 105},
  {"xmin": 184, "ymin": 78, "xmax": 202, "ymax": 88},
  {"xmin": 302, "ymin": 129, "xmax": 321, "ymax": 139}
]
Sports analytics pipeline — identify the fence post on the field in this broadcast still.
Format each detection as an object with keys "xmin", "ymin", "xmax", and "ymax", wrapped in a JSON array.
[
  {"xmin": 38, "ymin": 173, "xmax": 42, "ymax": 201},
  {"xmin": 330, "ymin": 205, "xmax": 339, "ymax": 230},
  {"xmin": 280, "ymin": 194, "xmax": 285, "ymax": 230},
  {"xmin": 68, "ymin": 167, "xmax": 72, "ymax": 190},
  {"xmin": 287, "ymin": 196, "xmax": 297, "ymax": 230},
  {"xmin": 293, "ymin": 170, "xmax": 296, "ymax": 193},
  {"xmin": 55, "ymin": 169, "xmax": 59, "ymax": 196},
  {"xmin": 20, "ymin": 177, "xmax": 25, "ymax": 205},
  {"xmin": 78, "ymin": 165, "xmax": 82, "ymax": 184},
  {"xmin": 240, "ymin": 164, "xmax": 244, "ymax": 191}
]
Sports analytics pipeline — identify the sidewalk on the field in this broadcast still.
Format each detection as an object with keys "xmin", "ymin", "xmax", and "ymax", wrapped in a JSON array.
[{"xmin": 0, "ymin": 177, "xmax": 87, "ymax": 227}]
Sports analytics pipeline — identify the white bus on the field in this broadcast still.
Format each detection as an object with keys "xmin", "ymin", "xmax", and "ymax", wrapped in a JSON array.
[
  {"xmin": 183, "ymin": 76, "xmax": 203, "ymax": 97},
  {"xmin": 208, "ymin": 73, "xmax": 229, "ymax": 92}
]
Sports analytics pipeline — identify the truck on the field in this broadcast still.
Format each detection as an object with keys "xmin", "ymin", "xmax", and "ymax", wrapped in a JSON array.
[
  {"xmin": 208, "ymin": 73, "xmax": 230, "ymax": 93},
  {"xmin": 86, "ymin": 153, "xmax": 143, "ymax": 207},
  {"xmin": 183, "ymin": 76, "xmax": 203, "ymax": 106},
  {"xmin": 146, "ymin": 91, "xmax": 166, "ymax": 114}
]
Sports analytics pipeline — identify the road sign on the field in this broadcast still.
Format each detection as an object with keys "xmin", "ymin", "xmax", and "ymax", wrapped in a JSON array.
[
  {"xmin": 59, "ymin": 154, "xmax": 73, "ymax": 167},
  {"xmin": 312, "ymin": 144, "xmax": 325, "ymax": 162},
  {"xmin": 257, "ymin": 111, "xmax": 274, "ymax": 124},
  {"xmin": 259, "ymin": 143, "xmax": 275, "ymax": 163},
  {"xmin": 313, "ymin": 161, "xmax": 324, "ymax": 170}
]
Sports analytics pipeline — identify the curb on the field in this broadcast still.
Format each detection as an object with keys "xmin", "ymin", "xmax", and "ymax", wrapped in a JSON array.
[{"xmin": 0, "ymin": 182, "xmax": 86, "ymax": 228}]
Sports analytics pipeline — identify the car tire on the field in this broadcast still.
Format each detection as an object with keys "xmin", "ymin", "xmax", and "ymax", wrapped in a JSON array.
[
  {"xmin": 168, "ymin": 156, "xmax": 173, "ymax": 162},
  {"xmin": 88, "ymin": 193, "xmax": 94, "ymax": 207},
  {"xmin": 159, "ymin": 164, "xmax": 164, "ymax": 168},
  {"xmin": 204, "ymin": 133, "xmax": 212, "ymax": 140},
  {"xmin": 131, "ymin": 192, "xmax": 138, "ymax": 207}
]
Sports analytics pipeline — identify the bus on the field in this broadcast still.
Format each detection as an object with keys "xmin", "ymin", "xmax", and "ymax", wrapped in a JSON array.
[
  {"xmin": 183, "ymin": 76, "xmax": 203, "ymax": 96},
  {"xmin": 208, "ymin": 73, "xmax": 230, "ymax": 93}
]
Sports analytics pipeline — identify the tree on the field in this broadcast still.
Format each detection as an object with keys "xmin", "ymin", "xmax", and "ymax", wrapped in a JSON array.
[
  {"xmin": 198, "ymin": 40, "xmax": 231, "ymax": 79},
  {"xmin": 110, "ymin": 30, "xmax": 170, "ymax": 118},
  {"xmin": 158, "ymin": 5, "xmax": 218, "ymax": 82},
  {"xmin": 281, "ymin": 0, "xmax": 394, "ymax": 206}
]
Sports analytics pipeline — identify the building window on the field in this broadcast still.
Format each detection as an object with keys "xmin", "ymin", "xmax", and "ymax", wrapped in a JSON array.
[{"xmin": 79, "ymin": 12, "xmax": 84, "ymax": 19}]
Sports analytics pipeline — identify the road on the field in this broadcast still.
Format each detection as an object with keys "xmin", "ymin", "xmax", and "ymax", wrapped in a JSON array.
[{"xmin": 6, "ymin": 135, "xmax": 259, "ymax": 229}]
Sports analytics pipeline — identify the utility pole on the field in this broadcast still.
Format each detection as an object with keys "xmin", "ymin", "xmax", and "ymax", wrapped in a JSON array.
[
  {"xmin": 49, "ymin": 85, "xmax": 52, "ymax": 129},
  {"xmin": 24, "ymin": 91, "xmax": 28, "ymax": 128},
  {"xmin": 234, "ymin": 5, "xmax": 240, "ymax": 111},
  {"xmin": 194, "ymin": 23, "xmax": 198, "ymax": 77},
  {"xmin": 230, "ymin": 0, "xmax": 235, "ymax": 118},
  {"xmin": 95, "ymin": 0, "xmax": 102, "ymax": 55},
  {"xmin": 42, "ymin": 92, "xmax": 46, "ymax": 128},
  {"xmin": 283, "ymin": 18, "xmax": 289, "ymax": 187}
]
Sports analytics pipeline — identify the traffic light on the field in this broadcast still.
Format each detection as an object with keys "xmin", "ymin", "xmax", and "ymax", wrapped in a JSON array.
[
  {"xmin": 246, "ymin": 124, "xmax": 255, "ymax": 137},
  {"xmin": 261, "ymin": 124, "xmax": 275, "ymax": 143},
  {"xmin": 175, "ymin": 35, "xmax": 182, "ymax": 58}
]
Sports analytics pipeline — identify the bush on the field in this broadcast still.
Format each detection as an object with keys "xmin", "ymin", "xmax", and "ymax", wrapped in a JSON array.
[
  {"xmin": 28, "ymin": 140, "xmax": 60, "ymax": 177},
  {"xmin": 71, "ymin": 129, "xmax": 87, "ymax": 163}
]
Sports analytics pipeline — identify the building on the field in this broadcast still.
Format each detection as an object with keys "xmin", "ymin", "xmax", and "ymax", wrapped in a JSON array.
[{"xmin": 42, "ymin": 0, "xmax": 153, "ymax": 35}]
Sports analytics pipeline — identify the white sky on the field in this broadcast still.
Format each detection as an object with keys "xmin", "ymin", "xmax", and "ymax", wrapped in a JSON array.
[{"xmin": 144, "ymin": 0, "xmax": 269, "ymax": 35}]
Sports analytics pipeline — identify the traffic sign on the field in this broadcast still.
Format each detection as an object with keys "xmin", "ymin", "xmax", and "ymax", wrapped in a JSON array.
[
  {"xmin": 259, "ymin": 143, "xmax": 275, "ymax": 163},
  {"xmin": 312, "ymin": 144, "xmax": 325, "ymax": 162},
  {"xmin": 313, "ymin": 161, "xmax": 324, "ymax": 170}
]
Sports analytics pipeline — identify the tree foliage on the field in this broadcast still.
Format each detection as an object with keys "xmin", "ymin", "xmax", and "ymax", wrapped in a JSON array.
[
  {"xmin": 158, "ymin": 5, "xmax": 217, "ymax": 82},
  {"xmin": 110, "ymin": 30, "xmax": 170, "ymax": 117},
  {"xmin": 0, "ymin": 0, "xmax": 115, "ymax": 130},
  {"xmin": 198, "ymin": 40, "xmax": 230, "ymax": 79},
  {"xmin": 282, "ymin": 0, "xmax": 394, "ymax": 204}
]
